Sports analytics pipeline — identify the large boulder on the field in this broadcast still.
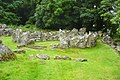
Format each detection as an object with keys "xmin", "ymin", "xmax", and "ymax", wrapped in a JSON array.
[{"xmin": 0, "ymin": 39, "xmax": 16, "ymax": 61}]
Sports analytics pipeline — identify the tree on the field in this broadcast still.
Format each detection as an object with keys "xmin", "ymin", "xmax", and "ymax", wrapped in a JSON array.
[
  {"xmin": 100, "ymin": 0, "xmax": 120, "ymax": 35},
  {"xmin": 0, "ymin": 0, "xmax": 39, "ymax": 25},
  {"xmin": 35, "ymin": 0, "xmax": 102, "ymax": 30},
  {"xmin": 0, "ymin": 0, "xmax": 20, "ymax": 25}
]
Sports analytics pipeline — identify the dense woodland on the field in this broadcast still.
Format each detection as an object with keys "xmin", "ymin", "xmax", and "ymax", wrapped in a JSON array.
[{"xmin": 0, "ymin": 0, "xmax": 120, "ymax": 36}]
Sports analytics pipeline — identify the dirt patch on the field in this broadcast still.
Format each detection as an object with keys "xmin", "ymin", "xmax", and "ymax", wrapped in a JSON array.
[{"xmin": 27, "ymin": 46, "xmax": 47, "ymax": 50}]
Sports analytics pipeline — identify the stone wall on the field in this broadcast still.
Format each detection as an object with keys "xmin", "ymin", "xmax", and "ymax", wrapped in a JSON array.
[
  {"xmin": 0, "ymin": 24, "xmax": 13, "ymax": 36},
  {"xmin": 102, "ymin": 35, "xmax": 120, "ymax": 53},
  {"xmin": 0, "ymin": 24, "xmax": 98, "ymax": 48},
  {"xmin": 59, "ymin": 28, "xmax": 97, "ymax": 48},
  {"xmin": 11, "ymin": 28, "xmax": 98, "ymax": 48},
  {"xmin": 12, "ymin": 28, "xmax": 97, "ymax": 48},
  {"xmin": 12, "ymin": 29, "xmax": 59, "ymax": 46}
]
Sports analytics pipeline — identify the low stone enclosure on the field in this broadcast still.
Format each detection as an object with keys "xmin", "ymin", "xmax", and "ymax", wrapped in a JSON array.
[
  {"xmin": 11, "ymin": 28, "xmax": 98, "ymax": 48},
  {"xmin": 0, "ymin": 24, "xmax": 120, "ymax": 62},
  {"xmin": 0, "ymin": 24, "xmax": 98, "ymax": 49}
]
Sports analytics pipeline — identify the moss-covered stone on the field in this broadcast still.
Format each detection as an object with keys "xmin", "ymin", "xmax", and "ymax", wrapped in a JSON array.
[{"xmin": 0, "ymin": 39, "xmax": 16, "ymax": 61}]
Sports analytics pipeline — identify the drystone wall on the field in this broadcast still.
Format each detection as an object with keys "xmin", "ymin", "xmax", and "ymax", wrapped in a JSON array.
[
  {"xmin": 102, "ymin": 35, "xmax": 120, "ymax": 53},
  {"xmin": 12, "ymin": 29, "xmax": 59, "ymax": 46},
  {"xmin": 0, "ymin": 24, "xmax": 13, "ymax": 36},
  {"xmin": 12, "ymin": 28, "xmax": 98, "ymax": 48},
  {"xmin": 59, "ymin": 28, "xmax": 97, "ymax": 48},
  {"xmin": 0, "ymin": 24, "xmax": 98, "ymax": 48}
]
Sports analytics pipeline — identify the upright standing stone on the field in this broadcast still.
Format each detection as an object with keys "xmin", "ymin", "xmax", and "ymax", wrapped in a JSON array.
[
  {"xmin": 59, "ymin": 29, "xmax": 69, "ymax": 48},
  {"xmin": 12, "ymin": 29, "xmax": 22, "ymax": 43},
  {"xmin": 78, "ymin": 35, "xmax": 87, "ymax": 48},
  {"xmin": 87, "ymin": 32, "xmax": 97, "ymax": 47},
  {"xmin": 20, "ymin": 31, "xmax": 32, "ymax": 46},
  {"xmin": 79, "ymin": 27, "xmax": 86, "ymax": 35}
]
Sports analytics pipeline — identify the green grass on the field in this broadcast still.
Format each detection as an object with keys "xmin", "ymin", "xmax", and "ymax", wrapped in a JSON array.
[{"xmin": 0, "ymin": 36, "xmax": 120, "ymax": 80}]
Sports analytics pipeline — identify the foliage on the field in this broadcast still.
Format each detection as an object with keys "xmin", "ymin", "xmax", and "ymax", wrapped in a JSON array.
[
  {"xmin": 15, "ymin": 0, "xmax": 37, "ymax": 25},
  {"xmin": 35, "ymin": 0, "xmax": 102, "ymax": 30},
  {"xmin": 0, "ymin": 0, "xmax": 20, "ymax": 25},
  {"xmin": 0, "ymin": 0, "xmax": 119, "ymax": 36},
  {"xmin": 0, "ymin": 0, "xmax": 38, "ymax": 25},
  {"xmin": 100, "ymin": 0, "xmax": 120, "ymax": 36},
  {"xmin": 116, "ymin": 25, "xmax": 120, "ymax": 37}
]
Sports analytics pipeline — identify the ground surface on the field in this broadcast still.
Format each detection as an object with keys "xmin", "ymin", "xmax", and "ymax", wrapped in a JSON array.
[{"xmin": 0, "ymin": 36, "xmax": 120, "ymax": 80}]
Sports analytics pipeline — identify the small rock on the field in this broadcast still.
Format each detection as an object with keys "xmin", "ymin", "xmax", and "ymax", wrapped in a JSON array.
[
  {"xmin": 17, "ymin": 45, "xmax": 26, "ymax": 49},
  {"xmin": 54, "ymin": 56, "xmax": 61, "ymax": 60},
  {"xmin": 61, "ymin": 56, "xmax": 71, "ymax": 60},
  {"xmin": 13, "ymin": 50, "xmax": 26, "ymax": 54},
  {"xmin": 36, "ymin": 54, "xmax": 50, "ymax": 60},
  {"xmin": 73, "ymin": 58, "xmax": 87, "ymax": 62},
  {"xmin": 50, "ymin": 44, "xmax": 59, "ymax": 49},
  {"xmin": 54, "ymin": 56, "xmax": 71, "ymax": 60}
]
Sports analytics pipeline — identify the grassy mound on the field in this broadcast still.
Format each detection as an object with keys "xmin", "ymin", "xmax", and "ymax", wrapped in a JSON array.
[{"xmin": 0, "ymin": 36, "xmax": 120, "ymax": 80}]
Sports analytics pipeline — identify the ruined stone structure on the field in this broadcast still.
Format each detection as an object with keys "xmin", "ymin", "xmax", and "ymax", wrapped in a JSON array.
[
  {"xmin": 12, "ymin": 28, "xmax": 97, "ymax": 48},
  {"xmin": 12, "ymin": 29, "xmax": 59, "ymax": 46},
  {"xmin": 59, "ymin": 28, "xmax": 97, "ymax": 48},
  {"xmin": 0, "ymin": 24, "xmax": 13, "ymax": 36},
  {"xmin": 0, "ymin": 24, "xmax": 98, "ymax": 49},
  {"xmin": 102, "ymin": 35, "xmax": 120, "ymax": 53}
]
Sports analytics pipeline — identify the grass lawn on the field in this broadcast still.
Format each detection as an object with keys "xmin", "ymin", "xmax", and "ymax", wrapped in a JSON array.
[{"xmin": 0, "ymin": 36, "xmax": 120, "ymax": 80}]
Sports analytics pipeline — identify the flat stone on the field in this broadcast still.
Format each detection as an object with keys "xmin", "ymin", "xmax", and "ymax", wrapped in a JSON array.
[
  {"xmin": 54, "ymin": 56, "xmax": 71, "ymax": 60},
  {"xmin": 36, "ymin": 54, "xmax": 50, "ymax": 60},
  {"xmin": 13, "ymin": 50, "xmax": 26, "ymax": 54},
  {"xmin": 50, "ymin": 44, "xmax": 59, "ymax": 49},
  {"xmin": 73, "ymin": 58, "xmax": 87, "ymax": 62}
]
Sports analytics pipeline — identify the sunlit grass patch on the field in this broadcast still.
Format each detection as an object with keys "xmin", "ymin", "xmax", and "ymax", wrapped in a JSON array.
[{"xmin": 0, "ymin": 36, "xmax": 120, "ymax": 80}]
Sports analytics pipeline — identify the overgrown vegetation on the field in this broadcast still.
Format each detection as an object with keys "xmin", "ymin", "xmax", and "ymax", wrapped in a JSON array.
[
  {"xmin": 0, "ymin": 36, "xmax": 120, "ymax": 80},
  {"xmin": 0, "ymin": 0, "xmax": 120, "ymax": 36}
]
